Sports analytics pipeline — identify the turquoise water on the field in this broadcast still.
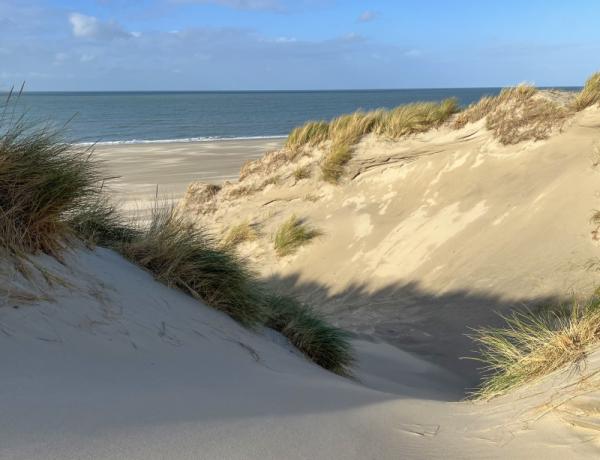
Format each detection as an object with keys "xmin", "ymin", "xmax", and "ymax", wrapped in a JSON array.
[{"xmin": 7, "ymin": 88, "xmax": 577, "ymax": 144}]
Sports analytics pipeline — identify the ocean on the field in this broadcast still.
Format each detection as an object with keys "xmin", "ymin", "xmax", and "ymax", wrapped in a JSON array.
[{"xmin": 7, "ymin": 88, "xmax": 577, "ymax": 144}]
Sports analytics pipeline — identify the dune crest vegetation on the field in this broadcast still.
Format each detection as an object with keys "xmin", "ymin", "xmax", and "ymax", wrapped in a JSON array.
[
  {"xmin": 0, "ymin": 102, "xmax": 354, "ymax": 375},
  {"xmin": 286, "ymin": 99, "xmax": 458, "ymax": 183},
  {"xmin": 573, "ymin": 72, "xmax": 600, "ymax": 111}
]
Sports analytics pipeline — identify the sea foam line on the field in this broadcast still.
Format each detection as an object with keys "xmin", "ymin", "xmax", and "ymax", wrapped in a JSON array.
[{"xmin": 76, "ymin": 135, "xmax": 287, "ymax": 146}]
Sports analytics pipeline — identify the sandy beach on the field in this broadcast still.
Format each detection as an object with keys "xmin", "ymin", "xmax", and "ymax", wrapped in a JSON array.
[{"xmin": 94, "ymin": 138, "xmax": 284, "ymax": 212}]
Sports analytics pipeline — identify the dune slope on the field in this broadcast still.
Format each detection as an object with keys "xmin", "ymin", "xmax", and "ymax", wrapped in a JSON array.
[
  {"xmin": 182, "ymin": 104, "xmax": 600, "ymax": 381},
  {"xmin": 1, "ymin": 248, "xmax": 599, "ymax": 459}
]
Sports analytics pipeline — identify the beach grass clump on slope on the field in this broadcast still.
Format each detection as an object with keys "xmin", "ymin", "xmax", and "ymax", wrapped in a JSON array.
[
  {"xmin": 573, "ymin": 72, "xmax": 600, "ymax": 111},
  {"xmin": 274, "ymin": 215, "xmax": 321, "ymax": 257},
  {"xmin": 120, "ymin": 205, "xmax": 268, "ymax": 327},
  {"xmin": 285, "ymin": 121, "xmax": 330, "ymax": 153},
  {"xmin": 221, "ymin": 221, "xmax": 257, "ymax": 248},
  {"xmin": 472, "ymin": 293, "xmax": 600, "ymax": 400},
  {"xmin": 266, "ymin": 293, "xmax": 354, "ymax": 375},
  {"xmin": 0, "ymin": 107, "xmax": 103, "ymax": 256}
]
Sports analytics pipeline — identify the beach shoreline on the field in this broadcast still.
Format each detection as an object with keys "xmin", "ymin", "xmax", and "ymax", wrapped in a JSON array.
[{"xmin": 94, "ymin": 137, "xmax": 284, "ymax": 211}]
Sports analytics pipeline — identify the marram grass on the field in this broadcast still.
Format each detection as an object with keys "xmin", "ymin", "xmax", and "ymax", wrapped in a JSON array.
[
  {"xmin": 471, "ymin": 293, "xmax": 600, "ymax": 400},
  {"xmin": 574, "ymin": 72, "xmax": 600, "ymax": 111},
  {"xmin": 274, "ymin": 215, "xmax": 321, "ymax": 256}
]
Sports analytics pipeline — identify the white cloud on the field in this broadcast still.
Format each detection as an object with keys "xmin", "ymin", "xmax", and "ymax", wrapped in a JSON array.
[
  {"xmin": 358, "ymin": 10, "xmax": 377, "ymax": 23},
  {"xmin": 172, "ymin": 0, "xmax": 284, "ymax": 11},
  {"xmin": 68, "ymin": 12, "xmax": 130, "ymax": 40}
]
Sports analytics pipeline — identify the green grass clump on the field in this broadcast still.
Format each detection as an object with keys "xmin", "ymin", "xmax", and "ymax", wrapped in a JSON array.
[
  {"xmin": 273, "ymin": 215, "xmax": 321, "ymax": 257},
  {"xmin": 266, "ymin": 294, "xmax": 354, "ymax": 375},
  {"xmin": 120, "ymin": 205, "xmax": 268, "ymax": 327},
  {"xmin": 66, "ymin": 196, "xmax": 140, "ymax": 247},
  {"xmin": 285, "ymin": 121, "xmax": 329, "ymax": 152},
  {"xmin": 0, "ymin": 115, "xmax": 103, "ymax": 255},
  {"xmin": 221, "ymin": 221, "xmax": 257, "ymax": 248},
  {"xmin": 472, "ymin": 293, "xmax": 600, "ymax": 400},
  {"xmin": 574, "ymin": 72, "xmax": 600, "ymax": 111},
  {"xmin": 321, "ymin": 142, "xmax": 352, "ymax": 183},
  {"xmin": 375, "ymin": 99, "xmax": 458, "ymax": 138},
  {"xmin": 285, "ymin": 99, "xmax": 457, "ymax": 182}
]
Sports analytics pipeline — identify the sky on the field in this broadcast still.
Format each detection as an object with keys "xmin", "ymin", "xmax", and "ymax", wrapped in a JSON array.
[{"xmin": 1, "ymin": 0, "xmax": 599, "ymax": 91}]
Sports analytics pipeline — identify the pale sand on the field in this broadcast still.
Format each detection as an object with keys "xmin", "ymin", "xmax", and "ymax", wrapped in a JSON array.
[
  {"xmin": 1, "ymin": 248, "xmax": 597, "ymax": 459},
  {"xmin": 93, "ymin": 138, "xmax": 284, "ymax": 212}
]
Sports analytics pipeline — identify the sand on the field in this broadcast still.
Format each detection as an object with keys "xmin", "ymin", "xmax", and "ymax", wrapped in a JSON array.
[
  {"xmin": 93, "ymin": 138, "xmax": 284, "ymax": 214},
  {"xmin": 2, "ymin": 248, "xmax": 598, "ymax": 459}
]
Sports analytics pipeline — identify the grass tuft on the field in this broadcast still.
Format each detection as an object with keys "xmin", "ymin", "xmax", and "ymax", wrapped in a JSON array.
[
  {"xmin": 273, "ymin": 215, "xmax": 321, "ymax": 257},
  {"xmin": 120, "ymin": 205, "xmax": 268, "ymax": 327},
  {"xmin": 265, "ymin": 293, "xmax": 354, "ymax": 375},
  {"xmin": 221, "ymin": 221, "xmax": 257, "ymax": 248},
  {"xmin": 0, "ymin": 114, "xmax": 104, "ymax": 255},
  {"xmin": 321, "ymin": 142, "xmax": 352, "ymax": 183},
  {"xmin": 471, "ymin": 293, "xmax": 600, "ymax": 400},
  {"xmin": 293, "ymin": 164, "xmax": 312, "ymax": 181},
  {"xmin": 573, "ymin": 72, "xmax": 600, "ymax": 111},
  {"xmin": 285, "ymin": 121, "xmax": 329, "ymax": 152}
]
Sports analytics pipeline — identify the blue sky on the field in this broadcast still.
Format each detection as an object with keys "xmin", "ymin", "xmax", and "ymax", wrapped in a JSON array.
[{"xmin": 1, "ymin": 0, "xmax": 599, "ymax": 90}]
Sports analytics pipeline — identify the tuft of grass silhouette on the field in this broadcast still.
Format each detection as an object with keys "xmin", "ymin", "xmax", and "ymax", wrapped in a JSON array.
[
  {"xmin": 273, "ymin": 215, "xmax": 321, "ymax": 257},
  {"xmin": 265, "ymin": 293, "xmax": 354, "ymax": 375},
  {"xmin": 574, "ymin": 72, "xmax": 600, "ymax": 111},
  {"xmin": 471, "ymin": 292, "xmax": 600, "ymax": 400}
]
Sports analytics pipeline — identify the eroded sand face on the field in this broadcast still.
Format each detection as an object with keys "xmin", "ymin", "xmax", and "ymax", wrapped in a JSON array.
[{"xmin": 181, "ymin": 108, "xmax": 600, "ymax": 380}]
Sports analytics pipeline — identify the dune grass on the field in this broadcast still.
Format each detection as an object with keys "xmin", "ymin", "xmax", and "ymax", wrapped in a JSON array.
[
  {"xmin": 574, "ymin": 72, "xmax": 600, "ymax": 111},
  {"xmin": 265, "ymin": 293, "xmax": 354, "ymax": 375},
  {"xmin": 273, "ymin": 215, "xmax": 321, "ymax": 257},
  {"xmin": 293, "ymin": 164, "xmax": 312, "ymax": 181},
  {"xmin": 472, "ymin": 293, "xmax": 600, "ymax": 400},
  {"xmin": 119, "ymin": 205, "xmax": 268, "ymax": 327},
  {"xmin": 453, "ymin": 84, "xmax": 568, "ymax": 144},
  {"xmin": 221, "ymin": 221, "xmax": 257, "ymax": 248},
  {"xmin": 285, "ymin": 99, "xmax": 458, "ymax": 183},
  {"xmin": 0, "ymin": 111, "xmax": 105, "ymax": 255}
]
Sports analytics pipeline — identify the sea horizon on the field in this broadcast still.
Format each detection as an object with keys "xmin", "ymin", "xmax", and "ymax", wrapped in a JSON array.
[{"xmin": 5, "ymin": 87, "xmax": 580, "ymax": 145}]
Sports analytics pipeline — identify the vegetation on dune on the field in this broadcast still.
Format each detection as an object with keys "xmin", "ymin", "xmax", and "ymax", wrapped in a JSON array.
[
  {"xmin": 0, "ymin": 98, "xmax": 354, "ymax": 375},
  {"xmin": 273, "ymin": 215, "xmax": 321, "ymax": 257},
  {"xmin": 284, "ymin": 99, "xmax": 458, "ymax": 183},
  {"xmin": 573, "ymin": 72, "xmax": 600, "ymax": 111},
  {"xmin": 0, "ymin": 103, "xmax": 105, "ymax": 255},
  {"xmin": 472, "ymin": 292, "xmax": 600, "ymax": 400},
  {"xmin": 453, "ymin": 84, "xmax": 569, "ymax": 144},
  {"xmin": 293, "ymin": 164, "xmax": 312, "ymax": 181},
  {"xmin": 120, "ymin": 205, "xmax": 269, "ymax": 327},
  {"xmin": 265, "ymin": 293, "xmax": 354, "ymax": 375},
  {"xmin": 221, "ymin": 220, "xmax": 258, "ymax": 248}
]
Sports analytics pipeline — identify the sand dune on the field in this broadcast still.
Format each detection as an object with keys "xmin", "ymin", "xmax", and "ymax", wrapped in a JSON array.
[
  {"xmin": 2, "ymin": 247, "xmax": 599, "ymax": 459},
  {"xmin": 4, "ymin": 97, "xmax": 600, "ymax": 458},
  {"xmin": 182, "ymin": 104, "xmax": 600, "ymax": 383}
]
